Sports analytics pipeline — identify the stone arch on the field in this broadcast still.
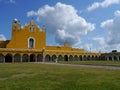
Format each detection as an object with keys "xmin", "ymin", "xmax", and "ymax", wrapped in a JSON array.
[
  {"xmin": 69, "ymin": 55, "xmax": 73, "ymax": 61},
  {"xmin": 109, "ymin": 56, "xmax": 112, "ymax": 61},
  {"xmin": 79, "ymin": 55, "xmax": 82, "ymax": 61},
  {"xmin": 95, "ymin": 56, "xmax": 98, "ymax": 60},
  {"xmin": 92, "ymin": 56, "xmax": 95, "ymax": 60},
  {"xmin": 30, "ymin": 54, "xmax": 36, "ymax": 62},
  {"xmin": 0, "ymin": 53, "xmax": 4, "ymax": 63},
  {"xmin": 101, "ymin": 56, "xmax": 106, "ymax": 60},
  {"xmin": 45, "ymin": 54, "xmax": 51, "ymax": 62},
  {"xmin": 58, "ymin": 55, "xmax": 63, "ymax": 62},
  {"xmin": 83, "ymin": 55, "xmax": 87, "ymax": 61},
  {"xmin": 5, "ymin": 54, "xmax": 12, "ymax": 63},
  {"xmin": 113, "ymin": 56, "xmax": 117, "ymax": 61},
  {"xmin": 105, "ymin": 56, "xmax": 107, "ymax": 61},
  {"xmin": 64, "ymin": 55, "xmax": 68, "ymax": 61},
  {"xmin": 14, "ymin": 53, "xmax": 21, "ymax": 62},
  {"xmin": 74, "ymin": 55, "xmax": 79, "ymax": 61},
  {"xmin": 37, "ymin": 54, "xmax": 43, "ymax": 62},
  {"xmin": 87, "ymin": 55, "xmax": 91, "ymax": 61},
  {"xmin": 52, "ymin": 55, "xmax": 57, "ymax": 62},
  {"xmin": 99, "ymin": 56, "xmax": 101, "ymax": 60},
  {"xmin": 22, "ymin": 54, "xmax": 29, "ymax": 62}
]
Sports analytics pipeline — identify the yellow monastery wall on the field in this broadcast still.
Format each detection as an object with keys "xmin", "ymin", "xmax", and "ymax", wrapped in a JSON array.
[
  {"xmin": 45, "ymin": 46, "xmax": 72, "ymax": 51},
  {"xmin": 45, "ymin": 45, "xmax": 100, "ymax": 56},
  {"xmin": 7, "ymin": 20, "xmax": 46, "ymax": 50},
  {"xmin": 45, "ymin": 46, "xmax": 85, "ymax": 52}
]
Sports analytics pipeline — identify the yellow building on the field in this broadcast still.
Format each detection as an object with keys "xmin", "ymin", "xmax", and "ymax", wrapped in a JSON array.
[{"xmin": 0, "ymin": 19, "xmax": 101, "ymax": 63}]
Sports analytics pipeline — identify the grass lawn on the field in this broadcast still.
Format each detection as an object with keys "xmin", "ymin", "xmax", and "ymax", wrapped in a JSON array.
[
  {"xmin": 0, "ymin": 63, "xmax": 120, "ymax": 90},
  {"xmin": 59, "ymin": 61, "xmax": 120, "ymax": 66}
]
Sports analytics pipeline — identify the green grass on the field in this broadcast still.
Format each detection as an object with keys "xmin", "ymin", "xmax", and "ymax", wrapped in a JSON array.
[
  {"xmin": 59, "ymin": 61, "xmax": 120, "ymax": 66},
  {"xmin": 0, "ymin": 63, "xmax": 120, "ymax": 90}
]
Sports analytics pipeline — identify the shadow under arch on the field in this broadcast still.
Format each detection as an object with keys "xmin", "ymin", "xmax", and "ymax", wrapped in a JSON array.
[
  {"xmin": 64, "ymin": 55, "xmax": 68, "ymax": 61},
  {"xmin": 5, "ymin": 54, "xmax": 12, "ymax": 63},
  {"xmin": 30, "ymin": 54, "xmax": 36, "ymax": 62}
]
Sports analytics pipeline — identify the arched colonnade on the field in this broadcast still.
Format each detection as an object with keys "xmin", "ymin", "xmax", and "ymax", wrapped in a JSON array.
[
  {"xmin": 0, "ymin": 53, "xmax": 101, "ymax": 63},
  {"xmin": 101, "ymin": 55, "xmax": 120, "ymax": 61},
  {"xmin": 0, "ymin": 53, "xmax": 43, "ymax": 63}
]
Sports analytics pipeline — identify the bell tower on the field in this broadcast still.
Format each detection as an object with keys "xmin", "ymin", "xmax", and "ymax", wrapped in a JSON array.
[
  {"xmin": 12, "ymin": 19, "xmax": 21, "ymax": 38},
  {"xmin": 42, "ymin": 25, "xmax": 46, "ymax": 33},
  {"xmin": 12, "ymin": 19, "xmax": 21, "ymax": 30},
  {"xmin": 7, "ymin": 19, "xmax": 46, "ymax": 49}
]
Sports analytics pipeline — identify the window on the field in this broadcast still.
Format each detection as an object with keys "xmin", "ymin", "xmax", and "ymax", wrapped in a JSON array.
[
  {"xmin": 28, "ymin": 38, "xmax": 35, "ymax": 49},
  {"xmin": 29, "ymin": 26, "xmax": 35, "ymax": 32}
]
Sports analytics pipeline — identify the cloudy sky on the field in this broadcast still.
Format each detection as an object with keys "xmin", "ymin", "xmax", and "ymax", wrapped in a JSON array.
[{"xmin": 0, "ymin": 0, "xmax": 120, "ymax": 52}]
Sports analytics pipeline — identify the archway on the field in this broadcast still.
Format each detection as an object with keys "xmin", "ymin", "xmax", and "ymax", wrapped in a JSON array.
[
  {"xmin": 37, "ymin": 54, "xmax": 43, "ymax": 62},
  {"xmin": 52, "ymin": 55, "xmax": 57, "ymax": 62},
  {"xmin": 64, "ymin": 55, "xmax": 68, "ymax": 61},
  {"xmin": 14, "ymin": 54, "xmax": 21, "ymax": 62},
  {"xmin": 113, "ymin": 56, "xmax": 117, "ymax": 61},
  {"xmin": 69, "ymin": 55, "xmax": 73, "ymax": 61},
  {"xmin": 109, "ymin": 56, "xmax": 112, "ymax": 61},
  {"xmin": 99, "ymin": 56, "xmax": 101, "ymax": 60},
  {"xmin": 45, "ymin": 55, "xmax": 51, "ymax": 62},
  {"xmin": 30, "ymin": 54, "xmax": 36, "ymax": 62},
  {"xmin": 101, "ymin": 56, "xmax": 106, "ymax": 61},
  {"xmin": 22, "ymin": 54, "xmax": 29, "ymax": 62},
  {"xmin": 74, "ymin": 55, "xmax": 79, "ymax": 61},
  {"xmin": 95, "ymin": 56, "xmax": 98, "ymax": 60},
  {"xmin": 92, "ymin": 56, "xmax": 95, "ymax": 60},
  {"xmin": 83, "ymin": 55, "xmax": 87, "ymax": 61},
  {"xmin": 58, "ymin": 55, "xmax": 63, "ymax": 62},
  {"xmin": 79, "ymin": 55, "xmax": 82, "ymax": 61},
  {"xmin": 87, "ymin": 56, "xmax": 91, "ymax": 61},
  {"xmin": 0, "ymin": 54, "xmax": 4, "ymax": 63},
  {"xmin": 5, "ymin": 54, "xmax": 12, "ymax": 63}
]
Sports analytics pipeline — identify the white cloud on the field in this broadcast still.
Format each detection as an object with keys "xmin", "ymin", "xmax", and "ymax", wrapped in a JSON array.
[
  {"xmin": 92, "ymin": 36, "xmax": 108, "ymax": 52},
  {"xmin": 55, "ymin": 29, "xmax": 81, "ymax": 45},
  {"xmin": 83, "ymin": 43, "xmax": 93, "ymax": 52},
  {"xmin": 114, "ymin": 10, "xmax": 120, "ymax": 16},
  {"xmin": 79, "ymin": 43, "xmax": 99, "ymax": 52},
  {"xmin": 0, "ymin": 34, "xmax": 6, "ymax": 41},
  {"xmin": 104, "ymin": 44, "xmax": 120, "ymax": 51},
  {"xmin": 101, "ymin": 10, "xmax": 120, "ymax": 51},
  {"xmin": 93, "ymin": 37, "xmax": 105, "ymax": 45},
  {"xmin": 27, "ymin": 2, "xmax": 95, "ymax": 46},
  {"xmin": 87, "ymin": 0, "xmax": 120, "ymax": 11}
]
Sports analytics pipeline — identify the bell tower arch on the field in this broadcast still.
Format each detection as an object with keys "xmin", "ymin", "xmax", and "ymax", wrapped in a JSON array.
[{"xmin": 12, "ymin": 19, "xmax": 21, "ymax": 30}]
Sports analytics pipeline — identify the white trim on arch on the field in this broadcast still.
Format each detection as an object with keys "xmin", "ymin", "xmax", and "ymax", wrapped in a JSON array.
[{"xmin": 28, "ymin": 37, "xmax": 36, "ymax": 49}]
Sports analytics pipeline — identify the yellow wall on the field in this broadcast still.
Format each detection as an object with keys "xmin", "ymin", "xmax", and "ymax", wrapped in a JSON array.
[
  {"xmin": 7, "ymin": 20, "xmax": 46, "ymax": 50},
  {"xmin": 45, "ymin": 46, "xmax": 72, "ymax": 51},
  {"xmin": 45, "ymin": 46, "xmax": 85, "ymax": 52}
]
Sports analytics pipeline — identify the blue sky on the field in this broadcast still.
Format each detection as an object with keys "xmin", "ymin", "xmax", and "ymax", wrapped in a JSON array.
[{"xmin": 0, "ymin": 0, "xmax": 120, "ymax": 52}]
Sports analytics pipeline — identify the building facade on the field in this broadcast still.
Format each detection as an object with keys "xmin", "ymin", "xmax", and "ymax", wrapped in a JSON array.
[
  {"xmin": 1, "ymin": 19, "xmax": 118, "ymax": 63},
  {"xmin": 101, "ymin": 52, "xmax": 120, "ymax": 61}
]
